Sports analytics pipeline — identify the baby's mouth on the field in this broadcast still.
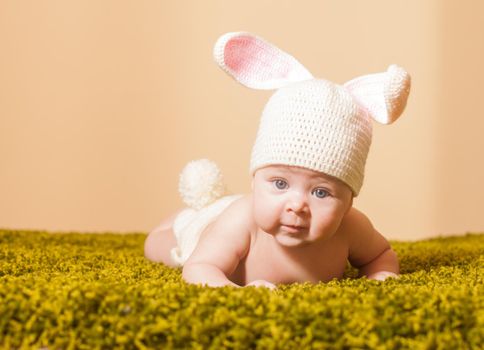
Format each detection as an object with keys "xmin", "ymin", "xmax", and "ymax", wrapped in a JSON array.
[{"xmin": 281, "ymin": 224, "xmax": 308, "ymax": 234}]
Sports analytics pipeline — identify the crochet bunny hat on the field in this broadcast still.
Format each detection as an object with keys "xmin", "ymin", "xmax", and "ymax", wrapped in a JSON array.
[{"xmin": 212, "ymin": 32, "xmax": 411, "ymax": 196}]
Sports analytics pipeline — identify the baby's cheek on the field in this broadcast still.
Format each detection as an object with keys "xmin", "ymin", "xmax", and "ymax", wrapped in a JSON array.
[
  {"xmin": 310, "ymin": 211, "xmax": 342, "ymax": 238},
  {"xmin": 254, "ymin": 209, "xmax": 276, "ymax": 233},
  {"xmin": 254, "ymin": 188, "xmax": 288, "ymax": 230},
  {"xmin": 253, "ymin": 200, "xmax": 280, "ymax": 233}
]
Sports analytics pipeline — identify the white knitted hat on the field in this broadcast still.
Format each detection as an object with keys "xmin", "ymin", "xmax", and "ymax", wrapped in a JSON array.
[{"xmin": 213, "ymin": 32, "xmax": 411, "ymax": 196}]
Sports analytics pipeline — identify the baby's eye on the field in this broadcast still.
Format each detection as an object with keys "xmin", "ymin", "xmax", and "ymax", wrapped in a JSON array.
[
  {"xmin": 312, "ymin": 188, "xmax": 329, "ymax": 199},
  {"xmin": 273, "ymin": 179, "xmax": 288, "ymax": 190}
]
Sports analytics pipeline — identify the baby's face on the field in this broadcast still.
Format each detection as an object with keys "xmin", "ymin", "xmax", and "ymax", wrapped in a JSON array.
[{"xmin": 252, "ymin": 165, "xmax": 353, "ymax": 247}]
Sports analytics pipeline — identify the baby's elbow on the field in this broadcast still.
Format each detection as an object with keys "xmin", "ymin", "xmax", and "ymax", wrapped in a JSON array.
[
  {"xmin": 182, "ymin": 262, "xmax": 239, "ymax": 288},
  {"xmin": 387, "ymin": 248, "xmax": 400, "ymax": 273},
  {"xmin": 372, "ymin": 247, "xmax": 400, "ymax": 274},
  {"xmin": 357, "ymin": 247, "xmax": 400, "ymax": 277}
]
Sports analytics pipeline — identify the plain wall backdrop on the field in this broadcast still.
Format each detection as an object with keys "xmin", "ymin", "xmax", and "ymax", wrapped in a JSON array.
[{"xmin": 1, "ymin": 1, "xmax": 483, "ymax": 240}]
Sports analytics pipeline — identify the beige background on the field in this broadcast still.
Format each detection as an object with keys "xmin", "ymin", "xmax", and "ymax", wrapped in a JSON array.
[{"xmin": 1, "ymin": 1, "xmax": 483, "ymax": 240}]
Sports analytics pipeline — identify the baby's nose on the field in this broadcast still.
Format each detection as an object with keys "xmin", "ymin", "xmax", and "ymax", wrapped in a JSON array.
[{"xmin": 286, "ymin": 192, "xmax": 308, "ymax": 213}]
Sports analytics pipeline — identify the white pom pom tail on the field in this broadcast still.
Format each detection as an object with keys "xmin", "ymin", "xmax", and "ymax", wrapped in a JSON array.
[{"xmin": 178, "ymin": 159, "xmax": 226, "ymax": 210}]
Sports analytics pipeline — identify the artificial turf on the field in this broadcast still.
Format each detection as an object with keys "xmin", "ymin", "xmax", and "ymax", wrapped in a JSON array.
[{"xmin": 0, "ymin": 229, "xmax": 482, "ymax": 349}]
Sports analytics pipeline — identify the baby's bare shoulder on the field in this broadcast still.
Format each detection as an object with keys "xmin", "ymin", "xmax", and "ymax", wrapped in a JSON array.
[
  {"xmin": 206, "ymin": 194, "xmax": 255, "ymax": 238},
  {"xmin": 339, "ymin": 207, "xmax": 374, "ymax": 235},
  {"xmin": 219, "ymin": 194, "xmax": 253, "ymax": 223},
  {"xmin": 187, "ymin": 194, "xmax": 253, "ymax": 269},
  {"xmin": 340, "ymin": 207, "xmax": 391, "ymax": 267}
]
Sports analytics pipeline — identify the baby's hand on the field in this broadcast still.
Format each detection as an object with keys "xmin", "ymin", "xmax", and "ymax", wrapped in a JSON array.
[
  {"xmin": 246, "ymin": 279, "xmax": 277, "ymax": 290},
  {"xmin": 368, "ymin": 271, "xmax": 399, "ymax": 281}
]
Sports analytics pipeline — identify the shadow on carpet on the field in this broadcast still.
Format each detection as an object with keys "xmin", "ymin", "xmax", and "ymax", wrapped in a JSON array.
[{"xmin": 0, "ymin": 229, "xmax": 482, "ymax": 349}]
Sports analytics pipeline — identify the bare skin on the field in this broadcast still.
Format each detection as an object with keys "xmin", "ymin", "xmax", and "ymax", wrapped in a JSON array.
[{"xmin": 145, "ymin": 165, "xmax": 399, "ymax": 288}]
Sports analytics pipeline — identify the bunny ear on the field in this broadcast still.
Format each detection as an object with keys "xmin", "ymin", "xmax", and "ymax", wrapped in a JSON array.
[
  {"xmin": 213, "ymin": 32, "xmax": 313, "ymax": 90},
  {"xmin": 344, "ymin": 65, "xmax": 411, "ymax": 124}
]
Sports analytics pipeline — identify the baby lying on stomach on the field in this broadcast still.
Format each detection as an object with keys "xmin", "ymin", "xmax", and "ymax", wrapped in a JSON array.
[
  {"xmin": 144, "ymin": 31, "xmax": 410, "ymax": 289},
  {"xmin": 146, "ymin": 163, "xmax": 399, "ymax": 289}
]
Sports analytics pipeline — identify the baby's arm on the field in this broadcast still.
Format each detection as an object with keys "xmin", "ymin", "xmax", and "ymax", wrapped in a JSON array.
[
  {"xmin": 345, "ymin": 208, "xmax": 399, "ymax": 281},
  {"xmin": 182, "ymin": 197, "xmax": 252, "ymax": 288}
]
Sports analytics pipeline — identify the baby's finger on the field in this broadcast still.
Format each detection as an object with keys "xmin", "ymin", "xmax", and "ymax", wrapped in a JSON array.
[
  {"xmin": 246, "ymin": 280, "xmax": 277, "ymax": 290},
  {"xmin": 368, "ymin": 271, "xmax": 399, "ymax": 281}
]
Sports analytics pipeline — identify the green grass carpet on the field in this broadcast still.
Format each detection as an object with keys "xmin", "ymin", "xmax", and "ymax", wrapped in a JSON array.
[{"xmin": 0, "ymin": 229, "xmax": 483, "ymax": 350}]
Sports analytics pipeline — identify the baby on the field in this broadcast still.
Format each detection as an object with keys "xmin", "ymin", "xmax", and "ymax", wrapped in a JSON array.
[{"xmin": 144, "ymin": 32, "xmax": 411, "ymax": 289}]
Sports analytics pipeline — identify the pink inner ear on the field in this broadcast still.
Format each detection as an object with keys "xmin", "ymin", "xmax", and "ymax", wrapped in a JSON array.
[{"xmin": 224, "ymin": 35, "xmax": 291, "ymax": 84}]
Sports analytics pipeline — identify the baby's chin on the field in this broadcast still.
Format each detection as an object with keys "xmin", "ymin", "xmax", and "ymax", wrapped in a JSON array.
[
  {"xmin": 272, "ymin": 229, "xmax": 335, "ymax": 248},
  {"xmin": 273, "ymin": 232, "xmax": 311, "ymax": 247}
]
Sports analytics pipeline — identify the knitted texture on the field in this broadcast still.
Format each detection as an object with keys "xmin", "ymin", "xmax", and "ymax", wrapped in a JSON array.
[
  {"xmin": 249, "ymin": 79, "xmax": 372, "ymax": 196},
  {"xmin": 213, "ymin": 31, "xmax": 411, "ymax": 197},
  {"xmin": 178, "ymin": 159, "xmax": 226, "ymax": 210},
  {"xmin": 344, "ymin": 64, "xmax": 411, "ymax": 125},
  {"xmin": 213, "ymin": 32, "xmax": 313, "ymax": 90}
]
